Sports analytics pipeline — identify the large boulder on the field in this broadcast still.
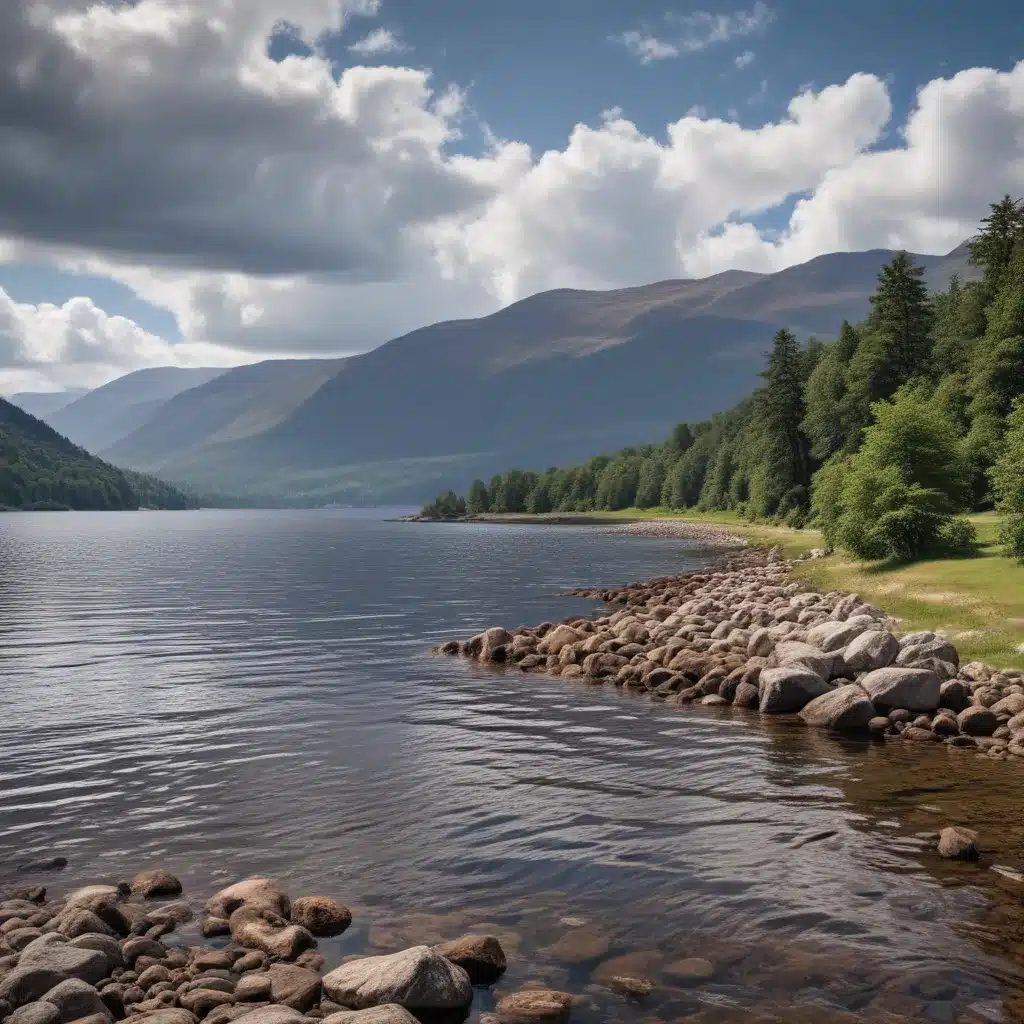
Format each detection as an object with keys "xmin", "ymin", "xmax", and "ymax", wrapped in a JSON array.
[
  {"xmin": 19, "ymin": 940, "xmax": 108, "ymax": 986},
  {"xmin": 8, "ymin": 1004, "xmax": 61, "ymax": 1024},
  {"xmin": 266, "ymin": 964, "xmax": 322, "ymax": 1012},
  {"xmin": 538, "ymin": 626, "xmax": 583, "ymax": 656},
  {"xmin": 799, "ymin": 684, "xmax": 875, "ymax": 732},
  {"xmin": 40, "ymin": 978, "xmax": 111, "ymax": 1023},
  {"xmin": 322, "ymin": 1009, "xmax": 419, "ymax": 1024},
  {"xmin": 0, "ymin": 967, "xmax": 70, "ymax": 1009},
  {"xmin": 216, "ymin": 1010, "xmax": 302, "ymax": 1024},
  {"xmin": 773, "ymin": 641, "xmax": 841, "ymax": 681},
  {"xmin": 860, "ymin": 667, "xmax": 941, "ymax": 712},
  {"xmin": 992, "ymin": 693, "xmax": 1024, "ymax": 717},
  {"xmin": 758, "ymin": 667, "xmax": 831, "ymax": 714},
  {"xmin": 842, "ymin": 631, "xmax": 899, "ymax": 674},
  {"xmin": 322, "ymin": 946, "xmax": 472, "ymax": 1012},
  {"xmin": 433, "ymin": 934, "xmax": 507, "ymax": 985},
  {"xmin": 958, "ymin": 706, "xmax": 998, "ymax": 737},
  {"xmin": 896, "ymin": 635, "xmax": 959, "ymax": 667},
  {"xmin": 806, "ymin": 620, "xmax": 870, "ymax": 653},
  {"xmin": 289, "ymin": 897, "xmax": 352, "ymax": 938},
  {"xmin": 206, "ymin": 879, "xmax": 289, "ymax": 920},
  {"xmin": 126, "ymin": 1013, "xmax": 197, "ymax": 1024}
]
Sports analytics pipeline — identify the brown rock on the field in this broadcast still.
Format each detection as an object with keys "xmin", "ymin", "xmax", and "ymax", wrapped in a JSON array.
[
  {"xmin": 235, "ymin": 973, "xmax": 273, "ymax": 1002},
  {"xmin": 179, "ymin": 988, "xmax": 236, "ymax": 1015},
  {"xmin": 205, "ymin": 879, "xmax": 290, "ymax": 921},
  {"xmin": 494, "ymin": 988, "xmax": 572, "ymax": 1022},
  {"xmin": 201, "ymin": 918, "xmax": 231, "ymax": 938},
  {"xmin": 665, "ymin": 957, "xmax": 715, "ymax": 983},
  {"xmin": 267, "ymin": 963, "xmax": 322, "ymax": 1012},
  {"xmin": 434, "ymin": 934, "xmax": 507, "ymax": 985},
  {"xmin": 958, "ymin": 706, "xmax": 998, "ymax": 737},
  {"xmin": 602, "ymin": 976, "xmax": 653, "ymax": 998},
  {"xmin": 230, "ymin": 908, "xmax": 315, "ymax": 961},
  {"xmin": 290, "ymin": 897, "xmax": 352, "ymax": 938},
  {"xmin": 902, "ymin": 726, "xmax": 938, "ymax": 742},
  {"xmin": 938, "ymin": 826, "xmax": 980, "ymax": 861},
  {"xmin": 131, "ymin": 871, "xmax": 183, "ymax": 900},
  {"xmin": 232, "ymin": 951, "xmax": 268, "ymax": 975},
  {"xmin": 546, "ymin": 925, "xmax": 609, "ymax": 964}
]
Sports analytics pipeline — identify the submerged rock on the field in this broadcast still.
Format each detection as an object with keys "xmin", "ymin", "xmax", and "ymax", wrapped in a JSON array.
[
  {"xmin": 433, "ymin": 934, "xmax": 507, "ymax": 985},
  {"xmin": 938, "ymin": 826, "xmax": 980, "ymax": 861}
]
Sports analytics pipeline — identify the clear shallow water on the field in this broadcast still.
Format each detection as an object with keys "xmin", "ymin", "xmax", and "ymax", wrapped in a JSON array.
[{"xmin": 3, "ymin": 510, "xmax": 1024, "ymax": 1022}]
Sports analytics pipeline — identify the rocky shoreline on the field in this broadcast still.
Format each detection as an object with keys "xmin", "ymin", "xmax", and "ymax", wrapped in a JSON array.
[
  {"xmin": 0, "ymin": 874, "xmax": 558, "ymax": 1024},
  {"xmin": 434, "ymin": 547, "xmax": 1024, "ymax": 760}
]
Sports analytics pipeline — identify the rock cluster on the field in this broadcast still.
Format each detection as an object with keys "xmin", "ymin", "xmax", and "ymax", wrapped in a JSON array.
[
  {"xmin": 437, "ymin": 548, "xmax": 1024, "ymax": 759},
  {"xmin": 0, "ymin": 875, "xmax": 543, "ymax": 1024}
]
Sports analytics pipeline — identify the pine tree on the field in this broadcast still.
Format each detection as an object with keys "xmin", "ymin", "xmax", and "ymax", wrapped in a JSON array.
[
  {"xmin": 748, "ymin": 329, "xmax": 810, "ymax": 518},
  {"xmin": 803, "ymin": 321, "xmax": 861, "ymax": 460},
  {"xmin": 969, "ymin": 194, "xmax": 1024, "ymax": 297},
  {"xmin": 867, "ymin": 251, "xmax": 934, "ymax": 381}
]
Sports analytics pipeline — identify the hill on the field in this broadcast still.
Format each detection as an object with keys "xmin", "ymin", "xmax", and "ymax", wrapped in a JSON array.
[
  {"xmin": 8, "ymin": 389, "xmax": 87, "ymax": 418},
  {"xmin": 91, "ymin": 243, "xmax": 977, "ymax": 504},
  {"xmin": 0, "ymin": 398, "xmax": 194, "ymax": 510},
  {"xmin": 43, "ymin": 366, "xmax": 227, "ymax": 453}
]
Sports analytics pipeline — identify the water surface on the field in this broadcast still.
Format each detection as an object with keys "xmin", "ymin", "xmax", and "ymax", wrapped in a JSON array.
[{"xmin": 2, "ymin": 509, "xmax": 1024, "ymax": 1022}]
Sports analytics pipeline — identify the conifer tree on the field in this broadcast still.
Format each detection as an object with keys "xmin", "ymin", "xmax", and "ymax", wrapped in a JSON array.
[
  {"xmin": 969, "ymin": 194, "xmax": 1024, "ymax": 297},
  {"xmin": 748, "ymin": 329, "xmax": 810, "ymax": 518}
]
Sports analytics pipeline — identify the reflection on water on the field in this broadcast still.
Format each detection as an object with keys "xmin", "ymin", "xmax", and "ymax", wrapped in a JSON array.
[{"xmin": 2, "ymin": 510, "xmax": 1024, "ymax": 1022}]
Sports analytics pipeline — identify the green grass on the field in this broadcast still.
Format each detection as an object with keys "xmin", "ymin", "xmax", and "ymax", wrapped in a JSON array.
[{"xmin": 593, "ymin": 508, "xmax": 1024, "ymax": 669}]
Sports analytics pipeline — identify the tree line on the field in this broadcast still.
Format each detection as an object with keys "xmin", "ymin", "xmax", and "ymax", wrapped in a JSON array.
[
  {"xmin": 423, "ymin": 196, "xmax": 1024, "ymax": 563},
  {"xmin": 0, "ymin": 397, "xmax": 196, "ymax": 511}
]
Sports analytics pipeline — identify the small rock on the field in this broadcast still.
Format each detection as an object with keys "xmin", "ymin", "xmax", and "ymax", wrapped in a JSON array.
[
  {"xmin": 434, "ymin": 934, "xmax": 507, "ymax": 985},
  {"xmin": 266, "ymin": 963, "xmax": 322, "ymax": 1012},
  {"xmin": 494, "ymin": 988, "xmax": 572, "ymax": 1022},
  {"xmin": 234, "ymin": 973, "xmax": 273, "ymax": 1002},
  {"xmin": 40, "ymin": 978, "xmax": 111, "ymax": 1022},
  {"xmin": 290, "ymin": 897, "xmax": 352, "ymax": 938},
  {"xmin": 202, "ymin": 917, "xmax": 232, "ymax": 938},
  {"xmin": 130, "ymin": 871, "xmax": 183, "ymax": 900},
  {"xmin": 178, "ymin": 988, "xmax": 236, "ymax": 1015},
  {"xmin": 205, "ymin": 879, "xmax": 290, "ymax": 920},
  {"xmin": 938, "ymin": 826, "xmax": 980, "ymax": 861},
  {"xmin": 322, "ymin": 1008, "xmax": 419, "ymax": 1024},
  {"xmin": 868, "ymin": 717, "xmax": 890, "ymax": 737},
  {"xmin": 602, "ymin": 976, "xmax": 653, "ymax": 998},
  {"xmin": 232, "ymin": 951, "xmax": 268, "ymax": 974}
]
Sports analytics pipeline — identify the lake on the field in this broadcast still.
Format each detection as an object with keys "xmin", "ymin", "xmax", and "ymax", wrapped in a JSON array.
[{"xmin": 2, "ymin": 509, "xmax": 1024, "ymax": 1022}]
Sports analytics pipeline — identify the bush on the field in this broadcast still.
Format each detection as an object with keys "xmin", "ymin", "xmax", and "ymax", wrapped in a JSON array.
[
  {"xmin": 934, "ymin": 516, "xmax": 979, "ymax": 555},
  {"xmin": 1000, "ymin": 515, "xmax": 1024, "ymax": 561},
  {"xmin": 783, "ymin": 506, "xmax": 808, "ymax": 529},
  {"xmin": 990, "ymin": 397, "xmax": 1024, "ymax": 559}
]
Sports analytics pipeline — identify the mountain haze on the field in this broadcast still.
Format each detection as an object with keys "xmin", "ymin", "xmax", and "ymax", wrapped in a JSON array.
[
  {"xmin": 62, "ymin": 244, "xmax": 978, "ymax": 504},
  {"xmin": 44, "ymin": 367, "xmax": 228, "ymax": 453}
]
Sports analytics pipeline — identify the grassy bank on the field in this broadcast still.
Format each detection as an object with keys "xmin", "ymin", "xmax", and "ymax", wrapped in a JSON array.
[{"xmin": 592, "ymin": 508, "xmax": 1024, "ymax": 669}]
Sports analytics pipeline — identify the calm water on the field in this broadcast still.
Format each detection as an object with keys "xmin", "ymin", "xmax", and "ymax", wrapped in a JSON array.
[{"xmin": 3, "ymin": 510, "xmax": 1024, "ymax": 1023}]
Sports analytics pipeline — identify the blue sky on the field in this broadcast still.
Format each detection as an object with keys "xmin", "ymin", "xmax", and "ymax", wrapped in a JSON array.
[{"xmin": 2, "ymin": 0, "xmax": 1023, "ymax": 390}]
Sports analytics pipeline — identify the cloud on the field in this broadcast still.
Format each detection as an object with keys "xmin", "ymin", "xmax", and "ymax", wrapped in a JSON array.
[
  {"xmin": 0, "ymin": 286, "xmax": 192, "ymax": 392},
  {"xmin": 735, "ymin": 50, "xmax": 755, "ymax": 69},
  {"xmin": 610, "ymin": 31, "xmax": 679, "ymax": 64},
  {"xmin": 348, "ymin": 27, "xmax": 407, "ymax": 55},
  {"xmin": 615, "ymin": 4, "xmax": 773, "ymax": 62},
  {"xmin": 0, "ymin": 1, "xmax": 1023, "ymax": 392}
]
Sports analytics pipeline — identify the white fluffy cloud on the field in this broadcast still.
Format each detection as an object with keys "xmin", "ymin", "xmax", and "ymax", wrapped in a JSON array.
[
  {"xmin": 348, "ymin": 27, "xmax": 407, "ymax": 55},
  {"xmin": 0, "ymin": 286, "xmax": 204, "ymax": 392},
  {"xmin": 1, "ymin": 0, "xmax": 1024, "ymax": 392}
]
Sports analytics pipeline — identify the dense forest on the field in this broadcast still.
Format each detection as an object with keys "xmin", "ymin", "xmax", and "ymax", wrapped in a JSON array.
[
  {"xmin": 424, "ymin": 196, "xmax": 1024, "ymax": 563},
  {"xmin": 0, "ymin": 397, "xmax": 196, "ymax": 511}
]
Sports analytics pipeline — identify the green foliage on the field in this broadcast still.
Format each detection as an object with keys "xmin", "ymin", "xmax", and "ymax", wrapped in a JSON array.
[
  {"xmin": 819, "ymin": 385, "xmax": 976, "ymax": 562},
  {"xmin": 466, "ymin": 478, "xmax": 489, "ymax": 513},
  {"xmin": 990, "ymin": 398, "xmax": 1024, "ymax": 560},
  {"xmin": 434, "ymin": 198, "xmax": 1024, "ymax": 567},
  {"xmin": 420, "ymin": 490, "xmax": 466, "ymax": 518},
  {"xmin": 0, "ymin": 398, "xmax": 193, "ymax": 511}
]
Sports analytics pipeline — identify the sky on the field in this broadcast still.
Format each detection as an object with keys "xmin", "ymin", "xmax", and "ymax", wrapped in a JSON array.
[{"xmin": 0, "ymin": 0, "xmax": 1023, "ymax": 393}]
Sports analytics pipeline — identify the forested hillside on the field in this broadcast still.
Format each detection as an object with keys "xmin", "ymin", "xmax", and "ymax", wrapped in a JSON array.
[
  {"xmin": 426, "ymin": 196, "xmax": 1024, "ymax": 564},
  {"xmin": 0, "ymin": 398, "xmax": 195, "ymax": 511}
]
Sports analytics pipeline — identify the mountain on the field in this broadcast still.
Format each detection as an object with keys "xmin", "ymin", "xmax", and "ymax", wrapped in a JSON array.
[
  {"xmin": 8, "ymin": 389, "xmax": 87, "ymax": 419},
  {"xmin": 0, "ymin": 398, "xmax": 193, "ymax": 510},
  {"xmin": 99, "ymin": 243, "xmax": 978, "ymax": 504},
  {"xmin": 103, "ymin": 357, "xmax": 346, "ymax": 469},
  {"xmin": 43, "ymin": 366, "xmax": 228, "ymax": 453}
]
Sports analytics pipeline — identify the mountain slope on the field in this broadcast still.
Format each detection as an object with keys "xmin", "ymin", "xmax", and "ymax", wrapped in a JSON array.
[
  {"xmin": 103, "ymin": 358, "xmax": 346, "ymax": 470},
  {"xmin": 104, "ymin": 243, "xmax": 978, "ymax": 504},
  {"xmin": 8, "ymin": 389, "xmax": 87, "ymax": 418},
  {"xmin": 0, "ymin": 398, "xmax": 193, "ymax": 510},
  {"xmin": 45, "ymin": 366, "xmax": 227, "ymax": 453}
]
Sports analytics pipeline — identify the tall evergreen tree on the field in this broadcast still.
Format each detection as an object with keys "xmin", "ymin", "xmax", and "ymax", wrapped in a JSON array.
[
  {"xmin": 803, "ymin": 321, "xmax": 861, "ymax": 460},
  {"xmin": 969, "ymin": 194, "xmax": 1024, "ymax": 297},
  {"xmin": 466, "ymin": 479, "xmax": 489, "ymax": 513},
  {"xmin": 748, "ymin": 329, "xmax": 811, "ymax": 518},
  {"xmin": 867, "ymin": 251, "xmax": 934, "ymax": 382}
]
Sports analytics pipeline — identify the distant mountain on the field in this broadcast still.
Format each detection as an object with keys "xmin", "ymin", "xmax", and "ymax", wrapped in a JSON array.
[
  {"xmin": 0, "ymin": 398, "xmax": 193, "ymax": 510},
  {"xmin": 8, "ymin": 389, "xmax": 87, "ymax": 419},
  {"xmin": 98, "ymin": 243, "xmax": 978, "ymax": 504},
  {"xmin": 43, "ymin": 366, "xmax": 228, "ymax": 453},
  {"xmin": 103, "ymin": 357, "xmax": 346, "ymax": 469}
]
